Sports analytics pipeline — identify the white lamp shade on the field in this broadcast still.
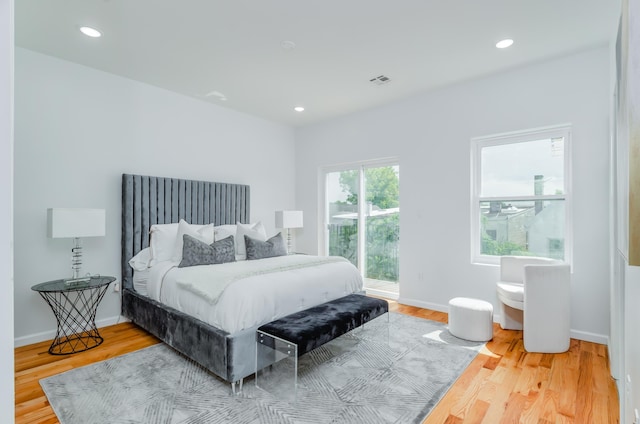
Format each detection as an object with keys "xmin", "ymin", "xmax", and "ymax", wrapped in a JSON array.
[
  {"xmin": 47, "ymin": 208, "xmax": 106, "ymax": 238},
  {"xmin": 275, "ymin": 210, "xmax": 303, "ymax": 229}
]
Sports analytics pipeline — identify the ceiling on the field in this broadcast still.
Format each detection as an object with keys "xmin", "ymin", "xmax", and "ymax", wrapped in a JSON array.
[{"xmin": 15, "ymin": 1, "xmax": 619, "ymax": 127}]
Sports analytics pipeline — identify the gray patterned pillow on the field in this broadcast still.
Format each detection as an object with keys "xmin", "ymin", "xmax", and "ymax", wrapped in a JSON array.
[
  {"xmin": 245, "ymin": 232, "xmax": 287, "ymax": 260},
  {"xmin": 178, "ymin": 234, "xmax": 236, "ymax": 268}
]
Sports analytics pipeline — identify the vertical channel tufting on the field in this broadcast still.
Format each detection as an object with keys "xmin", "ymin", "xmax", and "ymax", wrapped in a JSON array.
[
  {"xmin": 164, "ymin": 179, "xmax": 171, "ymax": 223},
  {"xmin": 228, "ymin": 184, "xmax": 234, "ymax": 223},
  {"xmin": 133, "ymin": 175, "xmax": 142, "ymax": 255},
  {"xmin": 185, "ymin": 180, "xmax": 191, "ymax": 222},
  {"xmin": 231, "ymin": 184, "xmax": 236, "ymax": 222},
  {"xmin": 203, "ymin": 183, "xmax": 210, "ymax": 225},
  {"xmin": 191, "ymin": 181, "xmax": 199, "ymax": 224},
  {"xmin": 246, "ymin": 186, "xmax": 251, "ymax": 223},
  {"xmin": 225, "ymin": 184, "xmax": 232, "ymax": 223},
  {"xmin": 214, "ymin": 184, "xmax": 221, "ymax": 225},
  {"xmin": 241, "ymin": 185, "xmax": 247, "ymax": 223},
  {"xmin": 220, "ymin": 184, "xmax": 227, "ymax": 224},
  {"xmin": 237, "ymin": 186, "xmax": 242, "ymax": 223},
  {"xmin": 235, "ymin": 186, "xmax": 241, "ymax": 224},
  {"xmin": 122, "ymin": 175, "xmax": 134, "ymax": 290},
  {"xmin": 184, "ymin": 180, "xmax": 190, "ymax": 223},
  {"xmin": 171, "ymin": 178, "xmax": 179, "ymax": 222},
  {"xmin": 219, "ymin": 183, "xmax": 225, "ymax": 224},
  {"xmin": 141, "ymin": 177, "xmax": 150, "ymax": 249},
  {"xmin": 218, "ymin": 183, "xmax": 224, "ymax": 224},
  {"xmin": 230, "ymin": 185, "xmax": 236, "ymax": 223},
  {"xmin": 179, "ymin": 179, "xmax": 186, "ymax": 220},
  {"xmin": 197, "ymin": 181, "xmax": 205, "ymax": 224},
  {"xmin": 156, "ymin": 178, "xmax": 164, "ymax": 224},
  {"xmin": 149, "ymin": 177, "xmax": 158, "ymax": 226}
]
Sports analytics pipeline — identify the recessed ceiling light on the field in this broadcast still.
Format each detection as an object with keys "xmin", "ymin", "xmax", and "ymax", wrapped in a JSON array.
[
  {"xmin": 205, "ymin": 90, "xmax": 227, "ymax": 101},
  {"xmin": 294, "ymin": 106, "xmax": 305, "ymax": 112},
  {"xmin": 281, "ymin": 40, "xmax": 296, "ymax": 50},
  {"xmin": 496, "ymin": 39, "xmax": 514, "ymax": 49},
  {"xmin": 80, "ymin": 26, "xmax": 102, "ymax": 38}
]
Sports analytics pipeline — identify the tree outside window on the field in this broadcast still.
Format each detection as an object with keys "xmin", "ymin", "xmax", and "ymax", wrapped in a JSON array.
[{"xmin": 328, "ymin": 166, "xmax": 400, "ymax": 282}]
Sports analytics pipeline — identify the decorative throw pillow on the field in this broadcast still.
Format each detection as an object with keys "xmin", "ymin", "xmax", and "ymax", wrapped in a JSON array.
[
  {"xmin": 172, "ymin": 219, "xmax": 215, "ymax": 263},
  {"xmin": 178, "ymin": 234, "xmax": 236, "ymax": 268},
  {"xmin": 235, "ymin": 222, "xmax": 267, "ymax": 258},
  {"xmin": 211, "ymin": 235, "xmax": 236, "ymax": 264},
  {"xmin": 245, "ymin": 232, "xmax": 287, "ymax": 260}
]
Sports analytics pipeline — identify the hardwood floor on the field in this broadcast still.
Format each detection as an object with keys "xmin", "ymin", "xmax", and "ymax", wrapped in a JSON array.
[
  {"xmin": 390, "ymin": 303, "xmax": 620, "ymax": 424},
  {"xmin": 15, "ymin": 302, "xmax": 619, "ymax": 424}
]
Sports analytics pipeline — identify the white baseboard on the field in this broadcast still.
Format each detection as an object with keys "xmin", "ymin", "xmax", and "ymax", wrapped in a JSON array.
[
  {"xmin": 14, "ymin": 315, "xmax": 128, "ymax": 348},
  {"xmin": 570, "ymin": 328, "xmax": 608, "ymax": 345},
  {"xmin": 366, "ymin": 288, "xmax": 399, "ymax": 301},
  {"xmin": 396, "ymin": 296, "xmax": 609, "ymax": 345},
  {"xmin": 396, "ymin": 297, "xmax": 448, "ymax": 313}
]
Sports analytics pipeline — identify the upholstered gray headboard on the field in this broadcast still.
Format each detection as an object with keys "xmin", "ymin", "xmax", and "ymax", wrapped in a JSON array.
[{"xmin": 121, "ymin": 174, "xmax": 250, "ymax": 290}]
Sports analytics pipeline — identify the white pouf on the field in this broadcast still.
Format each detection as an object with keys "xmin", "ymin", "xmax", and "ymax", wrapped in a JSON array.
[{"xmin": 448, "ymin": 297, "xmax": 493, "ymax": 342}]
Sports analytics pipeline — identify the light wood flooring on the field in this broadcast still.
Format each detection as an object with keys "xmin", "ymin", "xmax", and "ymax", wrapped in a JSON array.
[{"xmin": 15, "ymin": 301, "xmax": 619, "ymax": 423}]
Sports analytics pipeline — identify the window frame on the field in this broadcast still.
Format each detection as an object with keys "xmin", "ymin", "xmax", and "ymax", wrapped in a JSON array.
[{"xmin": 470, "ymin": 124, "xmax": 572, "ymax": 266}]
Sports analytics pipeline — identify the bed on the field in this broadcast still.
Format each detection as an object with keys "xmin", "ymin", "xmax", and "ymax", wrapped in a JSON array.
[{"xmin": 121, "ymin": 174, "xmax": 363, "ymax": 391}]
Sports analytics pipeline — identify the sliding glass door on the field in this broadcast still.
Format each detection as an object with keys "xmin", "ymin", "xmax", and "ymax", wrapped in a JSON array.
[{"xmin": 325, "ymin": 161, "xmax": 400, "ymax": 296}]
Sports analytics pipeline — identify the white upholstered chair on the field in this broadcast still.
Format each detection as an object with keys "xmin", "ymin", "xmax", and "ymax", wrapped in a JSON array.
[{"xmin": 496, "ymin": 256, "xmax": 571, "ymax": 353}]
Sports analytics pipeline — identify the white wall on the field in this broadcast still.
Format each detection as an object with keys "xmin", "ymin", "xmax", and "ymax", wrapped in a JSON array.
[
  {"xmin": 295, "ymin": 47, "xmax": 611, "ymax": 343},
  {"xmin": 14, "ymin": 48, "xmax": 296, "ymax": 343},
  {"xmin": 1, "ymin": 0, "xmax": 14, "ymax": 421}
]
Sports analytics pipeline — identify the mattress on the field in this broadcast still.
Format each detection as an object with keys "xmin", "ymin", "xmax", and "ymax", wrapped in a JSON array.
[{"xmin": 145, "ymin": 255, "xmax": 363, "ymax": 333}]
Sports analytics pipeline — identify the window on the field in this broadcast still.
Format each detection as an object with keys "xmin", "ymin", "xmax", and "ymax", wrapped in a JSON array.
[{"xmin": 471, "ymin": 125, "xmax": 571, "ymax": 265}]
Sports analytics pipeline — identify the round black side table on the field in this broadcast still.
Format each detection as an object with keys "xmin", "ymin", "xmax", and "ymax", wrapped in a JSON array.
[{"xmin": 31, "ymin": 276, "xmax": 115, "ymax": 355}]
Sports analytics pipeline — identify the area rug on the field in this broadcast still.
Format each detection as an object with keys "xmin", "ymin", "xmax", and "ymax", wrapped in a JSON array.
[{"xmin": 40, "ymin": 313, "xmax": 484, "ymax": 424}]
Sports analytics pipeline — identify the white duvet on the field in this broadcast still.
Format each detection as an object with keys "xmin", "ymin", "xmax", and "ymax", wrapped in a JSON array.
[{"xmin": 145, "ymin": 255, "xmax": 363, "ymax": 333}]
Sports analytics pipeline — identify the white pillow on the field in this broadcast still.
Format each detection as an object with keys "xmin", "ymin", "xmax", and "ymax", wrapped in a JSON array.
[
  {"xmin": 128, "ymin": 247, "xmax": 152, "ymax": 272},
  {"xmin": 195, "ymin": 222, "xmax": 215, "ymax": 243},
  {"xmin": 235, "ymin": 222, "xmax": 267, "ymax": 259},
  {"xmin": 149, "ymin": 223, "xmax": 179, "ymax": 265},
  {"xmin": 214, "ymin": 224, "xmax": 237, "ymax": 241},
  {"xmin": 172, "ymin": 219, "xmax": 215, "ymax": 263},
  {"xmin": 150, "ymin": 221, "xmax": 214, "ymax": 265}
]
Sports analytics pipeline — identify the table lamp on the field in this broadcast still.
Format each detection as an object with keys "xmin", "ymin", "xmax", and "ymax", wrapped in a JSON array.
[
  {"xmin": 47, "ymin": 208, "xmax": 106, "ymax": 284},
  {"xmin": 275, "ymin": 210, "xmax": 303, "ymax": 254}
]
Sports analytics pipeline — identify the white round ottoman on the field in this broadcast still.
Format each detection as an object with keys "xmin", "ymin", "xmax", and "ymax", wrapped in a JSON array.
[{"xmin": 448, "ymin": 297, "xmax": 493, "ymax": 342}]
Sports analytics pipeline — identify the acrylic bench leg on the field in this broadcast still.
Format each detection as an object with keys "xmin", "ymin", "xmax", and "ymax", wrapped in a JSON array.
[{"xmin": 231, "ymin": 378, "xmax": 243, "ymax": 395}]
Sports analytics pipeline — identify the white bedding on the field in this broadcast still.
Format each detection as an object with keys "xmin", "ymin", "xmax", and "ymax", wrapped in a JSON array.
[
  {"xmin": 145, "ymin": 255, "xmax": 363, "ymax": 333},
  {"xmin": 132, "ymin": 268, "xmax": 150, "ymax": 296}
]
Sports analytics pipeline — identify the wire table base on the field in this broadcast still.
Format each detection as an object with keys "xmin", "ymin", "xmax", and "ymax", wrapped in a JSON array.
[{"xmin": 33, "ymin": 277, "xmax": 113, "ymax": 355}]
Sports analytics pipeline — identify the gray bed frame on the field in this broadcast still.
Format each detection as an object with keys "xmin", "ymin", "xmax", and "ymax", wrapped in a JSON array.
[{"xmin": 121, "ymin": 173, "xmax": 258, "ymax": 392}]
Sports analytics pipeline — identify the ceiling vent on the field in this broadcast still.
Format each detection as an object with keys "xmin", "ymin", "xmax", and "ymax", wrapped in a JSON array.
[{"xmin": 369, "ymin": 75, "xmax": 391, "ymax": 86}]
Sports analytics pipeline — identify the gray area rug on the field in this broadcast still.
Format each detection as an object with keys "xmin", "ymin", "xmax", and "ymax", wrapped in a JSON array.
[{"xmin": 41, "ymin": 313, "xmax": 483, "ymax": 424}]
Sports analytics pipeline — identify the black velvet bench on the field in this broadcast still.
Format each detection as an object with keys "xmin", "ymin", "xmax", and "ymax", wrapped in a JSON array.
[{"xmin": 254, "ymin": 293, "xmax": 389, "ymax": 392}]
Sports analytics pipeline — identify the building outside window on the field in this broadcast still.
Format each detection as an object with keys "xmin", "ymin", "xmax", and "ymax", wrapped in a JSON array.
[{"xmin": 471, "ymin": 125, "xmax": 572, "ymax": 265}]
